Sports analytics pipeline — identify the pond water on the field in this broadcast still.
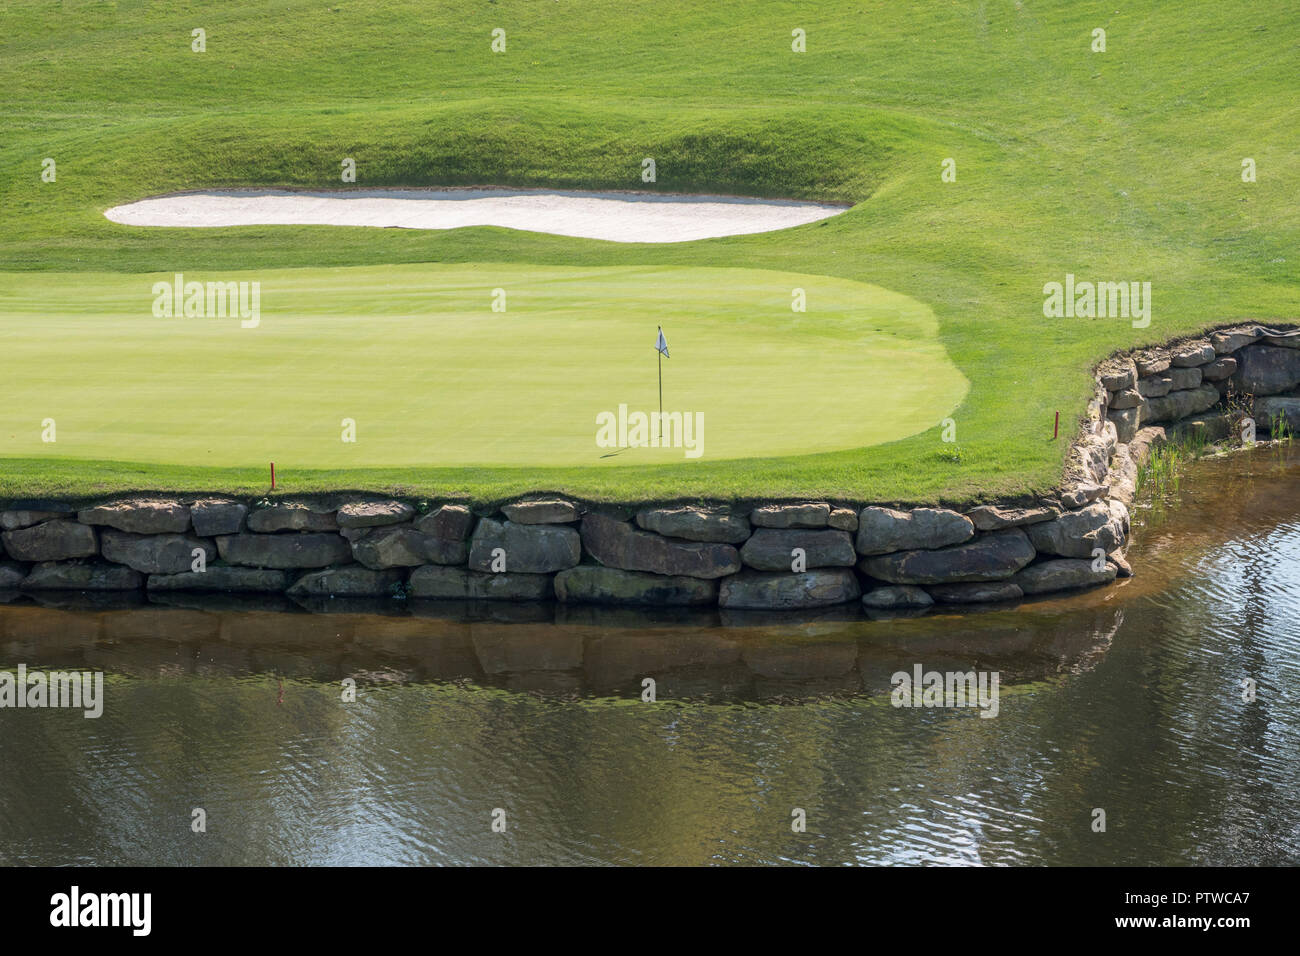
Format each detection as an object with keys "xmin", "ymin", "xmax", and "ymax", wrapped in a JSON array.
[{"xmin": 1, "ymin": 445, "xmax": 1297, "ymax": 865}]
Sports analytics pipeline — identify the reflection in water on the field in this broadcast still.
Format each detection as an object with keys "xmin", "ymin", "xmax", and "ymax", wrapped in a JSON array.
[{"xmin": 1, "ymin": 447, "xmax": 1297, "ymax": 865}]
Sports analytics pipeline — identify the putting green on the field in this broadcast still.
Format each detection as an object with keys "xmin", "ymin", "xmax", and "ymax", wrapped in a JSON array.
[{"xmin": 0, "ymin": 263, "xmax": 966, "ymax": 469}]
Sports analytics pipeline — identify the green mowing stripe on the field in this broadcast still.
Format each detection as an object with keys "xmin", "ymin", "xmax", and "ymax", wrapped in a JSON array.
[{"xmin": 0, "ymin": 263, "xmax": 966, "ymax": 470}]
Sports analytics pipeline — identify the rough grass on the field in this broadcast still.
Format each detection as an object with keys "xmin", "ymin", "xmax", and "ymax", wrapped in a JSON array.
[{"xmin": 0, "ymin": 0, "xmax": 1297, "ymax": 505}]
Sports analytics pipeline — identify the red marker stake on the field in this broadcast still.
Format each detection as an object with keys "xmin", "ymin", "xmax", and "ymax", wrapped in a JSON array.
[
  {"xmin": 1053, "ymin": 411, "xmax": 1060, "ymax": 440},
  {"xmin": 270, "ymin": 461, "xmax": 276, "ymax": 490}
]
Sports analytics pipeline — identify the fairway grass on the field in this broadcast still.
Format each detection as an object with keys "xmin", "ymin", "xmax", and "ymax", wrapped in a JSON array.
[
  {"xmin": 0, "ymin": 264, "xmax": 966, "ymax": 468},
  {"xmin": 1, "ymin": 0, "xmax": 1297, "ymax": 505}
]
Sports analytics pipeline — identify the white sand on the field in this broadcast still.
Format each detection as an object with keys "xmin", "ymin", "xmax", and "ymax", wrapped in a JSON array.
[{"xmin": 104, "ymin": 187, "xmax": 849, "ymax": 243}]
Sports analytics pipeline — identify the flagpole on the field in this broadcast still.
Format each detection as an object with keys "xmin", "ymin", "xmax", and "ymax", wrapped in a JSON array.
[{"xmin": 657, "ymin": 326, "xmax": 663, "ymax": 441}]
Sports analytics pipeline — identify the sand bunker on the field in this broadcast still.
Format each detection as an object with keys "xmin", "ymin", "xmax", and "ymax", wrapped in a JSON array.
[{"xmin": 104, "ymin": 187, "xmax": 849, "ymax": 243}]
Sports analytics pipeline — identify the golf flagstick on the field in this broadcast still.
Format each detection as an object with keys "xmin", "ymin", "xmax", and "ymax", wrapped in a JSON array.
[{"xmin": 655, "ymin": 326, "xmax": 670, "ymax": 441}]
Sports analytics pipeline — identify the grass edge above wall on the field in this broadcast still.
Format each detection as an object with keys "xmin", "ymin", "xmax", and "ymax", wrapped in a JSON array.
[{"xmin": 2, "ymin": 0, "xmax": 1298, "ymax": 505}]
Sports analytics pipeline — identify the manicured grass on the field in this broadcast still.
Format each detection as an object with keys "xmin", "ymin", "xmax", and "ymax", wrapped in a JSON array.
[
  {"xmin": 0, "ymin": 263, "xmax": 965, "ymax": 467},
  {"xmin": 1, "ymin": 0, "xmax": 1297, "ymax": 505}
]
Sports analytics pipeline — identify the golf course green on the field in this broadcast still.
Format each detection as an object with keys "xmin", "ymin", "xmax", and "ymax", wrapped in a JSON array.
[
  {"xmin": 0, "ymin": 263, "xmax": 965, "ymax": 467},
  {"xmin": 1, "ymin": 0, "xmax": 1296, "ymax": 504}
]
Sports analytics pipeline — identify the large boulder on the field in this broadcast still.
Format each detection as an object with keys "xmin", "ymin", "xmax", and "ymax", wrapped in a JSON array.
[
  {"xmin": 1210, "ymin": 326, "xmax": 1264, "ymax": 353},
  {"xmin": 828, "ymin": 508, "xmax": 859, "ymax": 532},
  {"xmin": 1108, "ymin": 388, "xmax": 1144, "ymax": 409},
  {"xmin": 861, "ymin": 585, "xmax": 933, "ymax": 609},
  {"xmin": 101, "ymin": 530, "xmax": 216, "ymax": 574},
  {"xmin": 1170, "ymin": 342, "xmax": 1215, "ymax": 367},
  {"xmin": 1141, "ymin": 384, "xmax": 1220, "ymax": 424},
  {"xmin": 351, "ymin": 526, "xmax": 442, "ymax": 569},
  {"xmin": 740, "ymin": 528, "xmax": 856, "ymax": 571},
  {"xmin": 77, "ymin": 498, "xmax": 191, "ymax": 534},
  {"xmin": 580, "ymin": 512, "xmax": 739, "ymax": 578},
  {"xmin": 1166, "ymin": 366, "xmax": 1203, "ymax": 390},
  {"xmin": 859, "ymin": 529, "xmax": 1035, "ymax": 584},
  {"xmin": 0, "ymin": 508, "xmax": 73, "ymax": 532},
  {"xmin": 190, "ymin": 499, "xmax": 248, "ymax": 536},
  {"xmin": 147, "ymin": 566, "xmax": 288, "ymax": 592},
  {"xmin": 1110, "ymin": 552, "xmax": 1134, "ymax": 577},
  {"xmin": 216, "ymin": 532, "xmax": 351, "ymax": 569},
  {"xmin": 749, "ymin": 503, "xmax": 831, "ymax": 529},
  {"xmin": 470, "ymin": 518, "xmax": 581, "ymax": 574},
  {"xmin": 1170, "ymin": 411, "xmax": 1235, "ymax": 445},
  {"xmin": 408, "ymin": 565, "xmax": 554, "ymax": 601},
  {"xmin": 287, "ymin": 566, "xmax": 405, "ymax": 597},
  {"xmin": 1060, "ymin": 482, "xmax": 1108, "ymax": 509},
  {"xmin": 1107, "ymin": 444, "xmax": 1139, "ymax": 505},
  {"xmin": 1134, "ymin": 350, "xmax": 1170, "ymax": 376},
  {"xmin": 1014, "ymin": 558, "xmax": 1118, "ymax": 595},
  {"xmin": 347, "ymin": 506, "xmax": 475, "ymax": 568},
  {"xmin": 718, "ymin": 569, "xmax": 861, "ymax": 609},
  {"xmin": 0, "ymin": 561, "xmax": 27, "ymax": 589},
  {"xmin": 413, "ymin": 505, "xmax": 475, "ymax": 561},
  {"xmin": 1136, "ymin": 375, "xmax": 1172, "ymax": 399},
  {"xmin": 23, "ymin": 561, "xmax": 142, "ymax": 590},
  {"xmin": 1128, "ymin": 426, "xmax": 1166, "ymax": 465},
  {"xmin": 1255, "ymin": 396, "xmax": 1300, "ymax": 435},
  {"xmin": 635, "ymin": 506, "xmax": 751, "ymax": 543},
  {"xmin": 927, "ymin": 581, "xmax": 1023, "ymax": 604},
  {"xmin": 336, "ymin": 500, "xmax": 415, "ymax": 529},
  {"xmin": 554, "ymin": 566, "xmax": 717, "ymax": 606},
  {"xmin": 855, "ymin": 506, "xmax": 974, "ymax": 556},
  {"xmin": 1026, "ymin": 500, "xmax": 1127, "ymax": 558},
  {"xmin": 1108, "ymin": 406, "xmax": 1140, "ymax": 443},
  {"xmin": 1, "ymin": 520, "xmax": 98, "ymax": 561},
  {"xmin": 1098, "ymin": 358, "xmax": 1137, "ymax": 391},
  {"xmin": 501, "ymin": 498, "xmax": 580, "ymax": 524},
  {"xmin": 1229, "ymin": 345, "xmax": 1300, "ymax": 396},
  {"xmin": 246, "ymin": 502, "xmax": 338, "ymax": 533},
  {"xmin": 1069, "ymin": 423, "xmax": 1117, "ymax": 486},
  {"xmin": 1200, "ymin": 356, "xmax": 1238, "ymax": 382}
]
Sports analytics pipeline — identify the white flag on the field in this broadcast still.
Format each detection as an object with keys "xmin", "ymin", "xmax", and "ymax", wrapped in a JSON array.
[{"xmin": 655, "ymin": 327, "xmax": 669, "ymax": 358}]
